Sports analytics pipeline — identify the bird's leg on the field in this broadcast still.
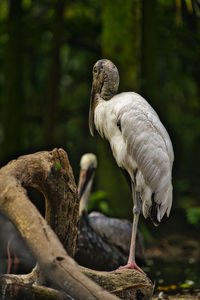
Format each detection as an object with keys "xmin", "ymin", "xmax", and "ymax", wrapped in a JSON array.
[
  {"xmin": 119, "ymin": 183, "xmax": 144, "ymax": 273},
  {"xmin": 127, "ymin": 193, "xmax": 144, "ymax": 272}
]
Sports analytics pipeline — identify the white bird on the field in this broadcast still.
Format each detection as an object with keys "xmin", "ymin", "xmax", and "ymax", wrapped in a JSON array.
[
  {"xmin": 78, "ymin": 153, "xmax": 98, "ymax": 216},
  {"xmin": 89, "ymin": 59, "xmax": 174, "ymax": 273}
]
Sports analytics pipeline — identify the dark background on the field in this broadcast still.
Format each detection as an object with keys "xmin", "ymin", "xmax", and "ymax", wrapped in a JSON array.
[{"xmin": 0, "ymin": 0, "xmax": 200, "ymax": 242}]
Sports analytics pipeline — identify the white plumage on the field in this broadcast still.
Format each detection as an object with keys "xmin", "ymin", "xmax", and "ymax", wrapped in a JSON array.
[
  {"xmin": 89, "ymin": 59, "xmax": 174, "ymax": 272},
  {"xmin": 95, "ymin": 92, "xmax": 173, "ymax": 222}
]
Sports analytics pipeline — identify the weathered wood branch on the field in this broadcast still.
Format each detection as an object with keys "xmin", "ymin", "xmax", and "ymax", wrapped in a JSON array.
[
  {"xmin": 81, "ymin": 267, "xmax": 153, "ymax": 300},
  {"xmin": 0, "ymin": 148, "xmax": 153, "ymax": 299},
  {"xmin": 0, "ymin": 148, "xmax": 79, "ymax": 257},
  {"xmin": 0, "ymin": 268, "xmax": 71, "ymax": 300},
  {"xmin": 0, "ymin": 149, "xmax": 119, "ymax": 300}
]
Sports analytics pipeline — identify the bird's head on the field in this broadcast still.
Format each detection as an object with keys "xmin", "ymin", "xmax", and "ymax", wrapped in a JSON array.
[{"xmin": 89, "ymin": 59, "xmax": 119, "ymax": 136}]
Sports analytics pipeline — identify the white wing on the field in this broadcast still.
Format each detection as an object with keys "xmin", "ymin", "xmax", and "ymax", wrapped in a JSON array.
[
  {"xmin": 117, "ymin": 93, "xmax": 174, "ymax": 219},
  {"xmin": 94, "ymin": 92, "xmax": 174, "ymax": 220}
]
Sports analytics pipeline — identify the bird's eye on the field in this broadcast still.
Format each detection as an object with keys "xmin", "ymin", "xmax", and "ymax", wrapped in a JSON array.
[{"xmin": 93, "ymin": 68, "xmax": 98, "ymax": 73}]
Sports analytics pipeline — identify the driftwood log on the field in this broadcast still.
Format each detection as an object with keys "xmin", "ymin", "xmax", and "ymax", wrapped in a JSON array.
[
  {"xmin": 81, "ymin": 267, "xmax": 153, "ymax": 300},
  {"xmin": 0, "ymin": 148, "xmax": 153, "ymax": 300}
]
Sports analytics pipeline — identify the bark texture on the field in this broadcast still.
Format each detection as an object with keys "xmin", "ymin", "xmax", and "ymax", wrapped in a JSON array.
[{"xmin": 81, "ymin": 267, "xmax": 153, "ymax": 300}]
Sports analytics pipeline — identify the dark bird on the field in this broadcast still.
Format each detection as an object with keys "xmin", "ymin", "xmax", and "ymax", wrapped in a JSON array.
[{"xmin": 89, "ymin": 59, "xmax": 174, "ymax": 272}]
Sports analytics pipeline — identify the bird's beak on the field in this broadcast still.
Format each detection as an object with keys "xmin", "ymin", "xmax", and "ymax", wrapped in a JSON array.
[
  {"xmin": 89, "ymin": 85, "xmax": 95, "ymax": 136},
  {"xmin": 78, "ymin": 167, "xmax": 95, "ymax": 199},
  {"xmin": 78, "ymin": 169, "xmax": 87, "ymax": 199}
]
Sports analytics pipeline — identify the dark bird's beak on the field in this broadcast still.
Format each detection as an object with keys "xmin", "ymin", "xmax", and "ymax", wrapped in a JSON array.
[
  {"xmin": 89, "ymin": 85, "xmax": 95, "ymax": 136},
  {"xmin": 78, "ymin": 169, "xmax": 87, "ymax": 199},
  {"xmin": 78, "ymin": 166, "xmax": 95, "ymax": 199}
]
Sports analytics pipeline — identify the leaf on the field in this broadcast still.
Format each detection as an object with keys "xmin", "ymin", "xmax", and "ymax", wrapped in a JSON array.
[{"xmin": 55, "ymin": 161, "xmax": 61, "ymax": 171}]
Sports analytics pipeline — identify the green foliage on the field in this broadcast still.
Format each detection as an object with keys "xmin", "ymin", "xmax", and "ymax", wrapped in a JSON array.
[
  {"xmin": 102, "ymin": 0, "xmax": 141, "ymax": 90},
  {"xmin": 88, "ymin": 190, "xmax": 110, "ymax": 215},
  {"xmin": 180, "ymin": 280, "xmax": 194, "ymax": 289},
  {"xmin": 22, "ymin": 0, "xmax": 32, "ymax": 10},
  {"xmin": 0, "ymin": 1, "xmax": 8, "ymax": 21},
  {"xmin": 186, "ymin": 207, "xmax": 200, "ymax": 226}
]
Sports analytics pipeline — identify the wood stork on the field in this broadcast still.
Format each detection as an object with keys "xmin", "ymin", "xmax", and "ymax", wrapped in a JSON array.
[
  {"xmin": 78, "ymin": 153, "xmax": 97, "ymax": 216},
  {"xmin": 89, "ymin": 59, "xmax": 174, "ymax": 273}
]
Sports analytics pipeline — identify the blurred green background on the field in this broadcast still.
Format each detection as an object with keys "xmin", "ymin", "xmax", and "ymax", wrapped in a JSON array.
[{"xmin": 0, "ymin": 0, "xmax": 200, "ymax": 236}]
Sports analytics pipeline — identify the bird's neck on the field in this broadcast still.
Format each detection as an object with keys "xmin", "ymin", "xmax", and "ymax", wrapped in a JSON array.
[
  {"xmin": 100, "ymin": 80, "xmax": 117, "ymax": 101},
  {"xmin": 100, "ymin": 88, "xmax": 112, "ymax": 101},
  {"xmin": 79, "ymin": 179, "xmax": 93, "ymax": 215}
]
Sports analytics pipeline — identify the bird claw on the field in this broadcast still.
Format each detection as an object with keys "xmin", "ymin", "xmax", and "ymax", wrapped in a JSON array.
[{"xmin": 118, "ymin": 261, "xmax": 145, "ymax": 274}]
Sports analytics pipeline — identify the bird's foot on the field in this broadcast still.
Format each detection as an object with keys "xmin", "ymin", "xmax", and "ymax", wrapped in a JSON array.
[{"xmin": 118, "ymin": 261, "xmax": 145, "ymax": 274}]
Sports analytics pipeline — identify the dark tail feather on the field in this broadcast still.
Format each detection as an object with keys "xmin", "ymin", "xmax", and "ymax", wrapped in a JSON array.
[{"xmin": 150, "ymin": 193, "xmax": 160, "ymax": 226}]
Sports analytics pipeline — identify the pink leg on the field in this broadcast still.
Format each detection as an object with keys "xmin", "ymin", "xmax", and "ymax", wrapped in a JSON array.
[
  {"xmin": 119, "ymin": 212, "xmax": 144, "ymax": 273},
  {"xmin": 119, "ymin": 189, "xmax": 145, "ymax": 274}
]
